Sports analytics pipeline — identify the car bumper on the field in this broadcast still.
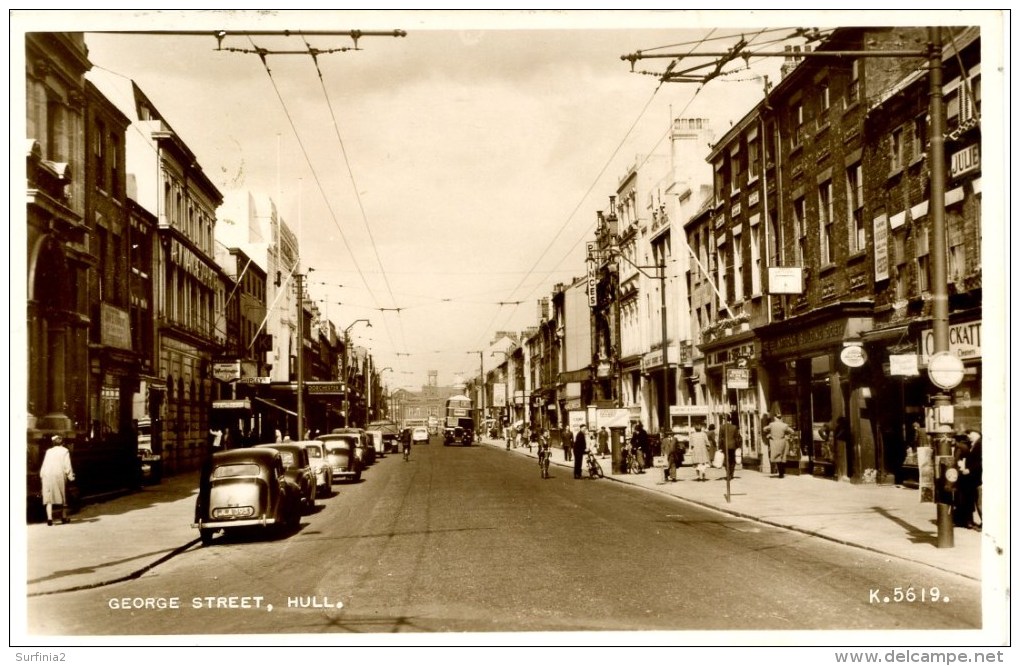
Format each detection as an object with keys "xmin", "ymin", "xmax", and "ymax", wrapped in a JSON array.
[{"xmin": 192, "ymin": 517, "xmax": 278, "ymax": 530}]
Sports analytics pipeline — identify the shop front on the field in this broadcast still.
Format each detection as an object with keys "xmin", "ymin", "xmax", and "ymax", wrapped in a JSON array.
[
  {"xmin": 698, "ymin": 332, "xmax": 767, "ymax": 468},
  {"xmin": 757, "ymin": 303, "xmax": 874, "ymax": 481},
  {"xmin": 864, "ymin": 314, "xmax": 982, "ymax": 487}
]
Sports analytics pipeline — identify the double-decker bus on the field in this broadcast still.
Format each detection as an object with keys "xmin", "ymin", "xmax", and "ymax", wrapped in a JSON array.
[{"xmin": 443, "ymin": 395, "xmax": 474, "ymax": 446}]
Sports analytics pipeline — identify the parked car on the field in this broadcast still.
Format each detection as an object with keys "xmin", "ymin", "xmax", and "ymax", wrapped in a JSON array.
[
  {"xmin": 299, "ymin": 440, "xmax": 332, "ymax": 496},
  {"xmin": 365, "ymin": 430, "xmax": 386, "ymax": 458},
  {"xmin": 318, "ymin": 433, "xmax": 363, "ymax": 482},
  {"xmin": 192, "ymin": 448, "xmax": 302, "ymax": 546},
  {"xmin": 367, "ymin": 419, "xmax": 400, "ymax": 453},
  {"xmin": 412, "ymin": 427, "xmax": 430, "ymax": 445},
  {"xmin": 255, "ymin": 443, "xmax": 316, "ymax": 513}
]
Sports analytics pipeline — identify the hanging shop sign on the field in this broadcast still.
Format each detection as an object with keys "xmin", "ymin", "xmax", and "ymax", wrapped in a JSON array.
[
  {"xmin": 212, "ymin": 361, "xmax": 241, "ymax": 383},
  {"xmin": 767, "ymin": 267, "xmax": 804, "ymax": 295},
  {"xmin": 725, "ymin": 368, "xmax": 751, "ymax": 390},
  {"xmin": 888, "ymin": 354, "xmax": 920, "ymax": 376},
  {"xmin": 839, "ymin": 344, "xmax": 867, "ymax": 368}
]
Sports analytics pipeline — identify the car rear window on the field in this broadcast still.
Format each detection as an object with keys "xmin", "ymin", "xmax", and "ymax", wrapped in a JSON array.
[
  {"xmin": 211, "ymin": 463, "xmax": 261, "ymax": 479},
  {"xmin": 326, "ymin": 442, "xmax": 352, "ymax": 453},
  {"xmin": 279, "ymin": 451, "xmax": 295, "ymax": 466},
  {"xmin": 306, "ymin": 446, "xmax": 323, "ymax": 458}
]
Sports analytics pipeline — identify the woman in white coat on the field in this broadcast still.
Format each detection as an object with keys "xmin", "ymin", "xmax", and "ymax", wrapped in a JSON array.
[{"xmin": 40, "ymin": 435, "xmax": 75, "ymax": 525}]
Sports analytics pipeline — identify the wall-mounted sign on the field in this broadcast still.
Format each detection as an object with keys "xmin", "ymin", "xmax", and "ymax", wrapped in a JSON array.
[
  {"xmin": 100, "ymin": 303, "xmax": 132, "ymax": 350},
  {"xmin": 950, "ymin": 144, "xmax": 980, "ymax": 179},
  {"xmin": 767, "ymin": 267, "xmax": 804, "ymax": 295},
  {"xmin": 919, "ymin": 320, "xmax": 981, "ymax": 363},
  {"xmin": 873, "ymin": 213, "xmax": 890, "ymax": 282}
]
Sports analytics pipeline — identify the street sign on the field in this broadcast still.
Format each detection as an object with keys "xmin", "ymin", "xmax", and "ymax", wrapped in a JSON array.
[{"xmin": 726, "ymin": 368, "xmax": 750, "ymax": 389}]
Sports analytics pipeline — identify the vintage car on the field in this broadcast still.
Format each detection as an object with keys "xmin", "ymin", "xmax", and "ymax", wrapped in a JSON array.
[
  {"xmin": 365, "ymin": 430, "xmax": 386, "ymax": 458},
  {"xmin": 318, "ymin": 433, "xmax": 363, "ymax": 482},
  {"xmin": 255, "ymin": 443, "xmax": 316, "ymax": 513},
  {"xmin": 332, "ymin": 427, "xmax": 374, "ymax": 466},
  {"xmin": 412, "ymin": 426, "xmax": 430, "ymax": 444},
  {"xmin": 192, "ymin": 448, "xmax": 302, "ymax": 546},
  {"xmin": 444, "ymin": 425, "xmax": 473, "ymax": 446},
  {"xmin": 298, "ymin": 440, "xmax": 333, "ymax": 496}
]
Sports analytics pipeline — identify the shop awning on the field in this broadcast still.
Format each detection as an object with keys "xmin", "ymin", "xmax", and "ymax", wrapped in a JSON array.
[{"xmin": 253, "ymin": 396, "xmax": 297, "ymax": 417}]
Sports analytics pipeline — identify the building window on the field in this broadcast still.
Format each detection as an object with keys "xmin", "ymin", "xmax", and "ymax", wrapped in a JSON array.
[
  {"xmin": 750, "ymin": 224, "xmax": 762, "ymax": 295},
  {"xmin": 46, "ymin": 98, "xmax": 65, "ymax": 162},
  {"xmin": 948, "ymin": 209, "xmax": 967, "ymax": 285},
  {"xmin": 890, "ymin": 126, "xmax": 905, "ymax": 172},
  {"xmin": 717, "ymin": 243, "xmax": 729, "ymax": 305},
  {"xmin": 818, "ymin": 181, "xmax": 833, "ymax": 265},
  {"xmin": 733, "ymin": 236, "xmax": 744, "ymax": 301},
  {"xmin": 94, "ymin": 120, "xmax": 107, "ymax": 191},
  {"xmin": 817, "ymin": 80, "xmax": 830, "ymax": 126},
  {"xmin": 893, "ymin": 230, "xmax": 908, "ymax": 300},
  {"xmin": 793, "ymin": 197, "xmax": 807, "ymax": 266},
  {"xmin": 730, "ymin": 147, "xmax": 741, "ymax": 193},
  {"xmin": 110, "ymin": 133, "xmax": 120, "ymax": 197},
  {"xmin": 791, "ymin": 102, "xmax": 805, "ymax": 148},
  {"xmin": 911, "ymin": 115, "xmax": 928, "ymax": 162},
  {"xmin": 945, "ymin": 66, "xmax": 981, "ymax": 125},
  {"xmin": 915, "ymin": 224, "xmax": 931, "ymax": 294},
  {"xmin": 748, "ymin": 133, "xmax": 760, "ymax": 181},
  {"xmin": 846, "ymin": 163, "xmax": 865, "ymax": 253},
  {"xmin": 714, "ymin": 162, "xmax": 725, "ymax": 203},
  {"xmin": 847, "ymin": 59, "xmax": 861, "ymax": 106}
]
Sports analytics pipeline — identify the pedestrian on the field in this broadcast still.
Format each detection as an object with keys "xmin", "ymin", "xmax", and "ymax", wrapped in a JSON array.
[
  {"xmin": 562, "ymin": 426, "xmax": 573, "ymax": 462},
  {"xmin": 632, "ymin": 423, "xmax": 649, "ymax": 472},
  {"xmin": 573, "ymin": 425, "xmax": 588, "ymax": 479},
  {"xmin": 597, "ymin": 426, "xmax": 610, "ymax": 458},
  {"xmin": 40, "ymin": 435, "xmax": 75, "ymax": 526},
  {"xmin": 660, "ymin": 428, "xmax": 677, "ymax": 482},
  {"xmin": 911, "ymin": 420, "xmax": 930, "ymax": 454},
  {"xmin": 707, "ymin": 423, "xmax": 718, "ymax": 460},
  {"xmin": 688, "ymin": 423, "xmax": 712, "ymax": 481},
  {"xmin": 953, "ymin": 431, "xmax": 982, "ymax": 530},
  {"xmin": 766, "ymin": 414, "xmax": 795, "ymax": 478},
  {"xmin": 720, "ymin": 413, "xmax": 742, "ymax": 480},
  {"xmin": 965, "ymin": 429, "xmax": 983, "ymax": 529}
]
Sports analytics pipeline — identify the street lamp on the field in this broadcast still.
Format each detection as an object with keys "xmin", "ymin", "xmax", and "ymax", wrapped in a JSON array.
[{"xmin": 343, "ymin": 319, "xmax": 371, "ymax": 427}]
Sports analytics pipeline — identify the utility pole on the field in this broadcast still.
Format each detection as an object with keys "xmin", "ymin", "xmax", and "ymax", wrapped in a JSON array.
[
  {"xmin": 295, "ymin": 270, "xmax": 306, "ymax": 439},
  {"xmin": 623, "ymin": 26, "xmax": 959, "ymax": 546}
]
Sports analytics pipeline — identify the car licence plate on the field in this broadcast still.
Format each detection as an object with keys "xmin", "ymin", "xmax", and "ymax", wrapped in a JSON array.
[{"xmin": 212, "ymin": 506, "xmax": 254, "ymax": 518}]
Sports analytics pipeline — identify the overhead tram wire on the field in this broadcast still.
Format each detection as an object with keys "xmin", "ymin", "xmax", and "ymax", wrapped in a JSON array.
[
  {"xmin": 246, "ymin": 37, "xmax": 409, "ymax": 357},
  {"xmin": 480, "ymin": 29, "xmax": 723, "ymax": 342},
  {"xmin": 516, "ymin": 28, "xmax": 796, "ymax": 321},
  {"xmin": 301, "ymin": 34, "xmax": 408, "ymax": 355}
]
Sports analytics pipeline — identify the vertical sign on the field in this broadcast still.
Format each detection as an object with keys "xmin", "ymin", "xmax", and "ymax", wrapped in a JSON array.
[
  {"xmin": 586, "ymin": 242, "xmax": 597, "ymax": 307},
  {"xmin": 873, "ymin": 213, "xmax": 889, "ymax": 282}
]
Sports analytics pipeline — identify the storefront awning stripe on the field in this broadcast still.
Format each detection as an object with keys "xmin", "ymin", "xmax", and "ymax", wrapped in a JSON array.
[{"xmin": 253, "ymin": 397, "xmax": 298, "ymax": 417}]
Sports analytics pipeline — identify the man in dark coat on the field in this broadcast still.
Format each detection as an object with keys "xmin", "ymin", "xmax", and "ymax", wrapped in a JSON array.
[
  {"xmin": 632, "ymin": 423, "xmax": 650, "ymax": 471},
  {"xmin": 562, "ymin": 426, "xmax": 573, "ymax": 462},
  {"xmin": 720, "ymin": 413, "xmax": 742, "ymax": 481},
  {"xmin": 573, "ymin": 425, "xmax": 588, "ymax": 479}
]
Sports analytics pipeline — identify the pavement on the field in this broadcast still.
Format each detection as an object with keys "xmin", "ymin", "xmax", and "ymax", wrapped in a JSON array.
[{"xmin": 23, "ymin": 439, "xmax": 988, "ymax": 598}]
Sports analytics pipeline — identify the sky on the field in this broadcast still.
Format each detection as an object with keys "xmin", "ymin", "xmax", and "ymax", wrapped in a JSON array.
[{"xmin": 13, "ymin": 9, "xmax": 997, "ymax": 390}]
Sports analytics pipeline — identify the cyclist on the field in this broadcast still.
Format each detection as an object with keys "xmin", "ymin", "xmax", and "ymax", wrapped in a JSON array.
[
  {"xmin": 402, "ymin": 429, "xmax": 412, "ymax": 461},
  {"xmin": 537, "ymin": 430, "xmax": 552, "ymax": 478}
]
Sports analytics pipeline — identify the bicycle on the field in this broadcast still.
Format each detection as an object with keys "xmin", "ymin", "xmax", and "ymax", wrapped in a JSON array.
[
  {"xmin": 624, "ymin": 448, "xmax": 644, "ymax": 475},
  {"xmin": 403, "ymin": 444, "xmax": 411, "ymax": 462},
  {"xmin": 586, "ymin": 450, "xmax": 605, "ymax": 478},
  {"xmin": 538, "ymin": 446, "xmax": 551, "ymax": 479}
]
